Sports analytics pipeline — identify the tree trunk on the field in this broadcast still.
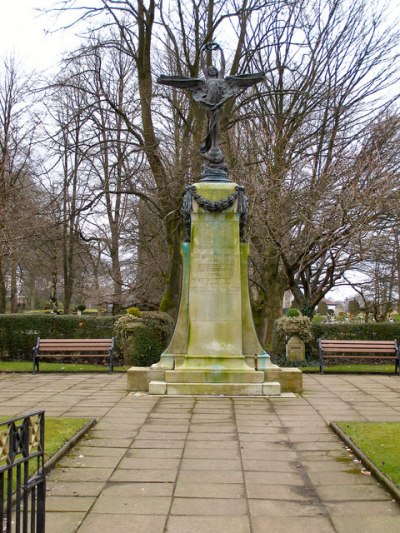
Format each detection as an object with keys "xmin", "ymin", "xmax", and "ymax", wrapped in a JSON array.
[
  {"xmin": 159, "ymin": 220, "xmax": 182, "ymax": 318},
  {"xmin": 110, "ymin": 242, "xmax": 123, "ymax": 315},
  {"xmin": 0, "ymin": 257, "xmax": 6, "ymax": 313},
  {"xmin": 10, "ymin": 255, "xmax": 17, "ymax": 313},
  {"xmin": 28, "ymin": 272, "xmax": 36, "ymax": 311},
  {"xmin": 256, "ymin": 250, "xmax": 287, "ymax": 345},
  {"xmin": 396, "ymin": 229, "xmax": 400, "ymax": 314},
  {"xmin": 50, "ymin": 246, "xmax": 59, "ymax": 312}
]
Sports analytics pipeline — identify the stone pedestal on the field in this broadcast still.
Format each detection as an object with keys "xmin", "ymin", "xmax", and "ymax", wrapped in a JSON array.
[{"xmin": 128, "ymin": 180, "xmax": 298, "ymax": 396}]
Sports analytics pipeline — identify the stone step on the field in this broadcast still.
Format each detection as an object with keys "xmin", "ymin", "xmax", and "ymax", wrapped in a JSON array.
[
  {"xmin": 148, "ymin": 380, "xmax": 281, "ymax": 396},
  {"xmin": 165, "ymin": 369, "xmax": 264, "ymax": 384}
]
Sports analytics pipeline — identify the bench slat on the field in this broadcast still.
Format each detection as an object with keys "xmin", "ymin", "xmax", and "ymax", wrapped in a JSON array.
[
  {"xmin": 37, "ymin": 354, "xmax": 111, "ymax": 358},
  {"xmin": 321, "ymin": 342, "xmax": 395, "ymax": 347},
  {"xmin": 321, "ymin": 343, "xmax": 395, "ymax": 347},
  {"xmin": 318, "ymin": 337, "xmax": 400, "ymax": 375},
  {"xmin": 321, "ymin": 348, "xmax": 395, "ymax": 353},
  {"xmin": 39, "ymin": 341, "xmax": 111, "ymax": 345},
  {"xmin": 39, "ymin": 346, "xmax": 111, "ymax": 352},
  {"xmin": 33, "ymin": 337, "xmax": 114, "ymax": 373},
  {"xmin": 39, "ymin": 339, "xmax": 112, "ymax": 343},
  {"xmin": 323, "ymin": 355, "xmax": 397, "ymax": 359}
]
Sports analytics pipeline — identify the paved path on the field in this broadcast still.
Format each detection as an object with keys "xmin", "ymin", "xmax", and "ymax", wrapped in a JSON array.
[{"xmin": 0, "ymin": 373, "xmax": 400, "ymax": 532}]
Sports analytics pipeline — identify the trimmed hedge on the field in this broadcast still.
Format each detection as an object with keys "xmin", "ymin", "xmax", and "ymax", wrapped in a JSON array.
[
  {"xmin": 0, "ymin": 315, "xmax": 117, "ymax": 360},
  {"xmin": 271, "ymin": 321, "xmax": 400, "ymax": 366},
  {"xmin": 0, "ymin": 312, "xmax": 173, "ymax": 365}
]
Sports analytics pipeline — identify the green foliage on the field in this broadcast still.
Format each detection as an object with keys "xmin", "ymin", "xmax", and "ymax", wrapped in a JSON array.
[
  {"xmin": 272, "ymin": 320, "xmax": 400, "ymax": 364},
  {"xmin": 348, "ymin": 299, "xmax": 361, "ymax": 315},
  {"xmin": 303, "ymin": 363, "xmax": 395, "ymax": 373},
  {"xmin": 114, "ymin": 311, "xmax": 173, "ymax": 366},
  {"xmin": 312, "ymin": 314, "xmax": 325, "ymax": 324},
  {"xmin": 336, "ymin": 422, "xmax": 400, "ymax": 487},
  {"xmin": 286, "ymin": 308, "xmax": 301, "ymax": 317},
  {"xmin": 44, "ymin": 417, "xmax": 91, "ymax": 462},
  {"xmin": 272, "ymin": 315, "xmax": 312, "ymax": 364},
  {"xmin": 0, "ymin": 361, "xmax": 129, "ymax": 372},
  {"xmin": 126, "ymin": 306, "xmax": 142, "ymax": 317},
  {"xmin": 75, "ymin": 304, "xmax": 86, "ymax": 312},
  {"xmin": 391, "ymin": 313, "xmax": 400, "ymax": 322},
  {"xmin": 312, "ymin": 321, "xmax": 400, "ymax": 343},
  {"xmin": 317, "ymin": 300, "xmax": 329, "ymax": 315},
  {"xmin": 0, "ymin": 315, "xmax": 117, "ymax": 360}
]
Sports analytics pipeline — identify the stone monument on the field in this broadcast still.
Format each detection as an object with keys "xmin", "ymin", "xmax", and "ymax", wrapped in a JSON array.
[{"xmin": 127, "ymin": 42, "xmax": 302, "ymax": 395}]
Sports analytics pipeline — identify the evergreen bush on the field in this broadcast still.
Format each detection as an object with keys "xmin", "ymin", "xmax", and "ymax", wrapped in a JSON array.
[
  {"xmin": 285, "ymin": 308, "xmax": 301, "ymax": 317},
  {"xmin": 271, "ymin": 321, "xmax": 400, "ymax": 364},
  {"xmin": 114, "ymin": 311, "xmax": 174, "ymax": 366},
  {"xmin": 0, "ymin": 315, "xmax": 117, "ymax": 360}
]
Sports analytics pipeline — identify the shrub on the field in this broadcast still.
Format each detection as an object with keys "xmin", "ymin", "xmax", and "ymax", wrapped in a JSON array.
[
  {"xmin": 317, "ymin": 300, "xmax": 329, "ymax": 315},
  {"xmin": 286, "ymin": 308, "xmax": 301, "ymax": 317},
  {"xmin": 348, "ymin": 299, "xmax": 361, "ymax": 315},
  {"xmin": 0, "ymin": 315, "xmax": 117, "ymax": 360},
  {"xmin": 272, "ymin": 315, "xmax": 312, "ymax": 366},
  {"xmin": 126, "ymin": 306, "xmax": 142, "ymax": 317},
  {"xmin": 271, "ymin": 320, "xmax": 400, "ymax": 364},
  {"xmin": 114, "ymin": 311, "xmax": 173, "ymax": 366}
]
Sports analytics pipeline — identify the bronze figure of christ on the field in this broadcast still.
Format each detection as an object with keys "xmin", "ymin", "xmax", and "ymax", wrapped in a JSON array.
[{"xmin": 157, "ymin": 42, "xmax": 264, "ymax": 181}]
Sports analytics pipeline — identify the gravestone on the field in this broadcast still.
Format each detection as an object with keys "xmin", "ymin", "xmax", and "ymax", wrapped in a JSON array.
[
  {"xmin": 286, "ymin": 335, "xmax": 306, "ymax": 362},
  {"xmin": 127, "ymin": 42, "xmax": 302, "ymax": 395}
]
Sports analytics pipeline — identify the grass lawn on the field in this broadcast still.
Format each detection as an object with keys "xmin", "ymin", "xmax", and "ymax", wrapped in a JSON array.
[
  {"xmin": 44, "ymin": 417, "xmax": 91, "ymax": 462},
  {"xmin": 302, "ymin": 363, "xmax": 396, "ymax": 373},
  {"xmin": 0, "ymin": 360, "xmax": 129, "ymax": 372},
  {"xmin": 1, "ymin": 416, "xmax": 91, "ymax": 490},
  {"xmin": 0, "ymin": 416, "xmax": 91, "ymax": 465},
  {"xmin": 336, "ymin": 421, "xmax": 400, "ymax": 487}
]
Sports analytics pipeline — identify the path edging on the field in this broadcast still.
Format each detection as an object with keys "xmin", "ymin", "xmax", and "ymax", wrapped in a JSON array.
[{"xmin": 44, "ymin": 418, "xmax": 97, "ymax": 473}]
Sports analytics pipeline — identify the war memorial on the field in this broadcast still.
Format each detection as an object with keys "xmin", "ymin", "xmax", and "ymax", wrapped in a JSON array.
[{"xmin": 127, "ymin": 43, "xmax": 302, "ymax": 396}]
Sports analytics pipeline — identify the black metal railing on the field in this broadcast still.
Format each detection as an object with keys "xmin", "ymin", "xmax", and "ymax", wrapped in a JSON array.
[{"xmin": 0, "ymin": 411, "xmax": 45, "ymax": 533}]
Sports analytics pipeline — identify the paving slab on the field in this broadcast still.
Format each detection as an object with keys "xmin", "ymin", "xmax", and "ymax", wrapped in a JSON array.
[
  {"xmin": 1, "ymin": 373, "xmax": 400, "ymax": 532},
  {"xmin": 165, "ymin": 515, "xmax": 250, "ymax": 533}
]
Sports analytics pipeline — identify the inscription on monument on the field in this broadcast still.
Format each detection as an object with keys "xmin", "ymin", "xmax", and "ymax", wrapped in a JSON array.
[{"xmin": 191, "ymin": 249, "xmax": 239, "ymax": 289}]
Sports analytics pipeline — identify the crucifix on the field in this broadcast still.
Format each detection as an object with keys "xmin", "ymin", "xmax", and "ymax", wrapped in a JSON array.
[{"xmin": 157, "ymin": 42, "xmax": 264, "ymax": 181}]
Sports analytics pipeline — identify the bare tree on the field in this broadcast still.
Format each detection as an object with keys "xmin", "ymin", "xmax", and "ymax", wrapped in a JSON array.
[
  {"xmin": 46, "ymin": 1, "xmax": 399, "ymax": 343},
  {"xmin": 48, "ymin": 0, "xmax": 274, "ymax": 317},
  {"xmin": 232, "ymin": 0, "xmax": 400, "ymax": 341},
  {"xmin": 0, "ymin": 56, "xmax": 42, "ymax": 312}
]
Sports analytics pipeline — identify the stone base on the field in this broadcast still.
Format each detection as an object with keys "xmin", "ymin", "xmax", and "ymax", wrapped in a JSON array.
[
  {"xmin": 127, "ymin": 366, "xmax": 302, "ymax": 394},
  {"xmin": 127, "ymin": 366, "xmax": 165, "ymax": 392},
  {"xmin": 264, "ymin": 367, "xmax": 303, "ymax": 393},
  {"xmin": 149, "ymin": 380, "xmax": 281, "ymax": 396},
  {"xmin": 165, "ymin": 369, "xmax": 264, "ymax": 384}
]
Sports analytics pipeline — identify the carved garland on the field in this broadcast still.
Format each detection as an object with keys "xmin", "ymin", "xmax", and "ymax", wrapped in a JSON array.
[{"xmin": 181, "ymin": 185, "xmax": 248, "ymax": 242}]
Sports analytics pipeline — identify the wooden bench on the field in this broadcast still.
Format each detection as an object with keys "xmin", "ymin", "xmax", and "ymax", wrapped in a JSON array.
[
  {"xmin": 318, "ymin": 339, "xmax": 400, "ymax": 374},
  {"xmin": 33, "ymin": 338, "xmax": 115, "ymax": 373}
]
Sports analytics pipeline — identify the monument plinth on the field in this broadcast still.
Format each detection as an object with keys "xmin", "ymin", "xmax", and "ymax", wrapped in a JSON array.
[
  {"xmin": 127, "ymin": 42, "xmax": 302, "ymax": 395},
  {"xmin": 148, "ymin": 180, "xmax": 277, "ymax": 395}
]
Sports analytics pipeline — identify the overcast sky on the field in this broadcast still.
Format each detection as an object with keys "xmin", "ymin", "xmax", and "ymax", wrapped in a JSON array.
[
  {"xmin": 1, "ymin": 0, "xmax": 399, "ymax": 75},
  {"xmin": 0, "ymin": 1, "xmax": 80, "ymax": 73}
]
